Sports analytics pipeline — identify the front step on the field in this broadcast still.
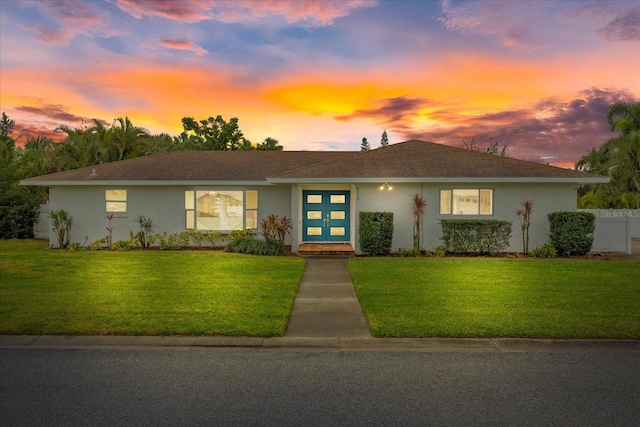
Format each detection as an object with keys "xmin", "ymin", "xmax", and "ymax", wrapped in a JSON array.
[{"xmin": 297, "ymin": 243, "xmax": 355, "ymax": 257}]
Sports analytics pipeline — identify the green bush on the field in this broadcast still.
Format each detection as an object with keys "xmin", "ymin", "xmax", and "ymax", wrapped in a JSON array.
[
  {"xmin": 398, "ymin": 247, "xmax": 420, "ymax": 257},
  {"xmin": 548, "ymin": 211, "xmax": 596, "ymax": 255},
  {"xmin": 440, "ymin": 220, "xmax": 512, "ymax": 255},
  {"xmin": 48, "ymin": 209, "xmax": 73, "ymax": 249},
  {"xmin": 149, "ymin": 232, "xmax": 181, "ymax": 250},
  {"xmin": 359, "ymin": 211, "xmax": 394, "ymax": 256},
  {"xmin": 203, "ymin": 230, "xmax": 224, "ymax": 247},
  {"xmin": 530, "ymin": 242, "xmax": 557, "ymax": 258},
  {"xmin": 224, "ymin": 237, "xmax": 284, "ymax": 255},
  {"xmin": 227, "ymin": 228, "xmax": 253, "ymax": 241}
]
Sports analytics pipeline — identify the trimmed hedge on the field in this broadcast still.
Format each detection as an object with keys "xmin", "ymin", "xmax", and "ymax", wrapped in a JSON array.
[
  {"xmin": 359, "ymin": 211, "xmax": 394, "ymax": 256},
  {"xmin": 548, "ymin": 211, "xmax": 596, "ymax": 255},
  {"xmin": 440, "ymin": 220, "xmax": 512, "ymax": 255}
]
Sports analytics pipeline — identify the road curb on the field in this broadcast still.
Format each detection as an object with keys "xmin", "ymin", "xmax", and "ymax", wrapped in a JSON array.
[{"xmin": 1, "ymin": 335, "xmax": 639, "ymax": 353}]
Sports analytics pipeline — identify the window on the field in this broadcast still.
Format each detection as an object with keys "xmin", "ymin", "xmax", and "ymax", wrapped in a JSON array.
[
  {"xmin": 440, "ymin": 189, "xmax": 492, "ymax": 215},
  {"xmin": 185, "ymin": 190, "xmax": 258, "ymax": 230},
  {"xmin": 106, "ymin": 190, "xmax": 127, "ymax": 213}
]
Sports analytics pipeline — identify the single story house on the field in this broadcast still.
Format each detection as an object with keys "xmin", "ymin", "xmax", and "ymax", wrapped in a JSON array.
[{"xmin": 22, "ymin": 140, "xmax": 609, "ymax": 254}]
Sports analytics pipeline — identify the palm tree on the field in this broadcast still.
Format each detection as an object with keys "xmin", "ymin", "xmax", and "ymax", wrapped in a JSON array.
[
  {"xmin": 55, "ymin": 125, "xmax": 99, "ymax": 169},
  {"xmin": 20, "ymin": 135, "xmax": 59, "ymax": 177},
  {"xmin": 110, "ymin": 117, "xmax": 149, "ymax": 161}
]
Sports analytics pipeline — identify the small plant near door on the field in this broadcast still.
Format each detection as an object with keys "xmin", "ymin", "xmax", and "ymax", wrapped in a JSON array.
[
  {"xmin": 410, "ymin": 193, "xmax": 427, "ymax": 251},
  {"xmin": 261, "ymin": 214, "xmax": 293, "ymax": 250},
  {"xmin": 515, "ymin": 200, "xmax": 533, "ymax": 254},
  {"xmin": 48, "ymin": 209, "xmax": 73, "ymax": 248}
]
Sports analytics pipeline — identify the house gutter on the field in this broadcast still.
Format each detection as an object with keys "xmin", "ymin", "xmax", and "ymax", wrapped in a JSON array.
[{"xmin": 267, "ymin": 177, "xmax": 610, "ymax": 185}]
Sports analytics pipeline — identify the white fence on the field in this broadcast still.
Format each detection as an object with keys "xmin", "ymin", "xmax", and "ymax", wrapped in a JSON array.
[{"xmin": 579, "ymin": 209, "xmax": 640, "ymax": 254}]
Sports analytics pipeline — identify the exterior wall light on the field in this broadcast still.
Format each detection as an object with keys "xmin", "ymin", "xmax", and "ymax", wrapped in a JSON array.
[{"xmin": 379, "ymin": 183, "xmax": 393, "ymax": 191}]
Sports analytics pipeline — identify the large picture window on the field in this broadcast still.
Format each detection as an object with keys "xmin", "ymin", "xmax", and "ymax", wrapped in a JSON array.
[
  {"xmin": 185, "ymin": 190, "xmax": 258, "ymax": 231},
  {"xmin": 440, "ymin": 189, "xmax": 492, "ymax": 215},
  {"xmin": 106, "ymin": 190, "xmax": 127, "ymax": 213}
]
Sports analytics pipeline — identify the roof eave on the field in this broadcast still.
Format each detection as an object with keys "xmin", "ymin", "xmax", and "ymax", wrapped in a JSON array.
[
  {"xmin": 20, "ymin": 180, "xmax": 274, "ymax": 186},
  {"xmin": 267, "ymin": 177, "xmax": 611, "ymax": 184}
]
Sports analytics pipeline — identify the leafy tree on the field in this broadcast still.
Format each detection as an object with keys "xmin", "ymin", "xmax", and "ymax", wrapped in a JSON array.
[
  {"xmin": 576, "ymin": 102, "xmax": 640, "ymax": 208},
  {"xmin": 20, "ymin": 136, "xmax": 59, "ymax": 177},
  {"xmin": 0, "ymin": 112, "xmax": 42, "ymax": 239},
  {"xmin": 256, "ymin": 137, "xmax": 283, "ymax": 150},
  {"xmin": 361, "ymin": 137, "xmax": 370, "ymax": 151},
  {"xmin": 176, "ymin": 115, "xmax": 246, "ymax": 150},
  {"xmin": 380, "ymin": 130, "xmax": 389, "ymax": 148},
  {"xmin": 146, "ymin": 133, "xmax": 176, "ymax": 153}
]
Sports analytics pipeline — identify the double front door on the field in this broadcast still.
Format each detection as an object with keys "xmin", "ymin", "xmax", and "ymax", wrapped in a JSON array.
[{"xmin": 302, "ymin": 190, "xmax": 350, "ymax": 242}]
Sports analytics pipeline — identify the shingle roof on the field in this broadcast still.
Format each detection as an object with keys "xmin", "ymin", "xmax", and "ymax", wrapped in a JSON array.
[
  {"xmin": 22, "ymin": 150, "xmax": 352, "ymax": 183},
  {"xmin": 272, "ymin": 140, "xmax": 604, "ymax": 180},
  {"xmin": 22, "ymin": 140, "xmax": 608, "ymax": 185}
]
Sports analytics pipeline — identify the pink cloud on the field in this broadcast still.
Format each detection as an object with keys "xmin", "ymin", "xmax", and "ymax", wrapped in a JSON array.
[
  {"xmin": 116, "ymin": 0, "xmax": 211, "ymax": 22},
  {"xmin": 116, "ymin": 0, "xmax": 375, "ymax": 26},
  {"xmin": 159, "ymin": 39, "xmax": 208, "ymax": 56},
  {"xmin": 26, "ymin": 0, "xmax": 108, "ymax": 44}
]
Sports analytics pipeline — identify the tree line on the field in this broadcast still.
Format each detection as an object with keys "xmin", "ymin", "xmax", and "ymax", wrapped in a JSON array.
[{"xmin": 0, "ymin": 113, "xmax": 282, "ymax": 238}]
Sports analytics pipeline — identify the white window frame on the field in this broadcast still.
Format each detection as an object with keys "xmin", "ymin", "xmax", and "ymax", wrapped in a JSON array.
[
  {"xmin": 439, "ymin": 189, "xmax": 493, "ymax": 216},
  {"xmin": 185, "ymin": 189, "xmax": 258, "ymax": 231},
  {"xmin": 105, "ymin": 190, "xmax": 127, "ymax": 213}
]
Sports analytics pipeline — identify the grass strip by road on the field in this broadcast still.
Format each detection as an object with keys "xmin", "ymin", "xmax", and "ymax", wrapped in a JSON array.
[
  {"xmin": 349, "ymin": 257, "xmax": 640, "ymax": 339},
  {"xmin": 0, "ymin": 240, "xmax": 305, "ymax": 337}
]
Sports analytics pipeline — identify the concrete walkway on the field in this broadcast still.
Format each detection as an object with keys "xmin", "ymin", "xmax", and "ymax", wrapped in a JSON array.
[{"xmin": 285, "ymin": 257, "xmax": 371, "ymax": 338}]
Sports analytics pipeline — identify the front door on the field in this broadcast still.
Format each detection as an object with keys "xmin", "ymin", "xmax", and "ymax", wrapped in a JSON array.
[{"xmin": 302, "ymin": 190, "xmax": 350, "ymax": 242}]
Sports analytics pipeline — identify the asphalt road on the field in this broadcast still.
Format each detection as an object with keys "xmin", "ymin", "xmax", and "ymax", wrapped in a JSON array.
[{"xmin": 1, "ymin": 348, "xmax": 638, "ymax": 426}]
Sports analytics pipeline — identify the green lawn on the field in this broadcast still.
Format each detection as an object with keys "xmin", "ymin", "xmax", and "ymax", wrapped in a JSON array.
[
  {"xmin": 349, "ymin": 257, "xmax": 640, "ymax": 339},
  {"xmin": 0, "ymin": 240, "xmax": 305, "ymax": 337}
]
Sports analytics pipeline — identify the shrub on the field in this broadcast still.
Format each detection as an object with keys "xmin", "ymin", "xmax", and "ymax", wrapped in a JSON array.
[
  {"xmin": 530, "ymin": 242, "xmax": 557, "ymax": 258},
  {"xmin": 548, "ymin": 211, "xmax": 596, "ymax": 255},
  {"xmin": 176, "ymin": 231, "xmax": 191, "ymax": 248},
  {"xmin": 228, "ymin": 228, "xmax": 253, "ymax": 241},
  {"xmin": 440, "ymin": 220, "xmax": 512, "ymax": 255},
  {"xmin": 149, "ymin": 232, "xmax": 181, "ymax": 250},
  {"xmin": 48, "ymin": 209, "xmax": 73, "ymax": 248},
  {"xmin": 428, "ymin": 245, "xmax": 447, "ymax": 258},
  {"xmin": 134, "ymin": 214, "xmax": 154, "ymax": 248},
  {"xmin": 359, "ymin": 211, "xmax": 394, "ymax": 256},
  {"xmin": 261, "ymin": 214, "xmax": 292, "ymax": 249},
  {"xmin": 87, "ymin": 238, "xmax": 107, "ymax": 251},
  {"xmin": 187, "ymin": 230, "xmax": 205, "ymax": 247},
  {"xmin": 203, "ymin": 230, "xmax": 223, "ymax": 247},
  {"xmin": 224, "ymin": 237, "xmax": 284, "ymax": 255},
  {"xmin": 66, "ymin": 242, "xmax": 83, "ymax": 251},
  {"xmin": 398, "ymin": 247, "xmax": 420, "ymax": 257},
  {"xmin": 110, "ymin": 239, "xmax": 135, "ymax": 251}
]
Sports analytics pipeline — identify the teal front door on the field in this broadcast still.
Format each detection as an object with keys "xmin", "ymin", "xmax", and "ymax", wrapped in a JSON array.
[{"xmin": 302, "ymin": 190, "xmax": 350, "ymax": 242}]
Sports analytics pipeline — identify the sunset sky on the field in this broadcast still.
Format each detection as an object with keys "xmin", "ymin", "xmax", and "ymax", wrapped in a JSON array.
[{"xmin": 1, "ymin": 0, "xmax": 639, "ymax": 167}]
